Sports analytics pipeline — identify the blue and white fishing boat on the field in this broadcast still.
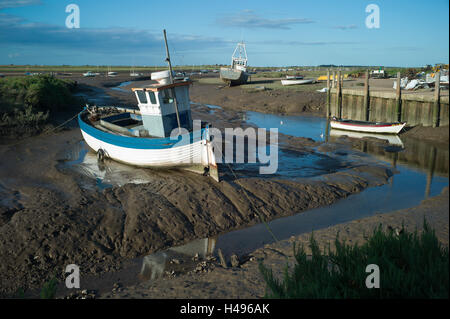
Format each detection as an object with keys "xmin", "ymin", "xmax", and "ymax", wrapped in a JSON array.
[{"xmin": 78, "ymin": 30, "xmax": 219, "ymax": 181}]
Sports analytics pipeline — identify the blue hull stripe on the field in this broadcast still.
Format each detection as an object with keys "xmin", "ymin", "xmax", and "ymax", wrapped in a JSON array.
[{"xmin": 78, "ymin": 113, "xmax": 204, "ymax": 150}]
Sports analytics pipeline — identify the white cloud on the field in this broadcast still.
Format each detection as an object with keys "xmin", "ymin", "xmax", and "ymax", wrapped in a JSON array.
[
  {"xmin": 218, "ymin": 10, "xmax": 315, "ymax": 30},
  {"xmin": 333, "ymin": 24, "xmax": 358, "ymax": 30},
  {"xmin": 0, "ymin": 0, "xmax": 41, "ymax": 10}
]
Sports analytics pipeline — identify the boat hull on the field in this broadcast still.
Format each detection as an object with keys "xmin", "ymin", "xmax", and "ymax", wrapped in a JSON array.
[
  {"xmin": 281, "ymin": 79, "xmax": 314, "ymax": 86},
  {"xmin": 220, "ymin": 67, "xmax": 248, "ymax": 86},
  {"xmin": 78, "ymin": 112, "xmax": 218, "ymax": 180},
  {"xmin": 330, "ymin": 119, "xmax": 406, "ymax": 134}
]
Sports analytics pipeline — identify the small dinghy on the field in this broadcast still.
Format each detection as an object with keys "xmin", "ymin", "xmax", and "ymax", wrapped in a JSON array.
[
  {"xmin": 78, "ymin": 30, "xmax": 219, "ymax": 181},
  {"xmin": 281, "ymin": 78, "xmax": 314, "ymax": 86},
  {"xmin": 285, "ymin": 75, "xmax": 304, "ymax": 80},
  {"xmin": 330, "ymin": 117, "xmax": 406, "ymax": 134}
]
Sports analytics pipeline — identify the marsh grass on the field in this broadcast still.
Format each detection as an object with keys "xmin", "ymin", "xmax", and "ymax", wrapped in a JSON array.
[
  {"xmin": 0, "ymin": 75, "xmax": 81, "ymax": 135},
  {"xmin": 259, "ymin": 221, "xmax": 449, "ymax": 298},
  {"xmin": 40, "ymin": 276, "xmax": 58, "ymax": 299}
]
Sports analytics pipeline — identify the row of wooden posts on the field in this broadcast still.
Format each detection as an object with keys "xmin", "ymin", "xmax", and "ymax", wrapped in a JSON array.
[{"xmin": 325, "ymin": 69, "xmax": 443, "ymax": 127}]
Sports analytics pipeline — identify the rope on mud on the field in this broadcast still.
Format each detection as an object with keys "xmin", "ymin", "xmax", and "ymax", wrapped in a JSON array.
[
  {"xmin": 3, "ymin": 110, "xmax": 84, "ymax": 148},
  {"xmin": 42, "ymin": 110, "xmax": 83, "ymax": 135},
  {"xmin": 214, "ymin": 144, "xmax": 280, "ymax": 244}
]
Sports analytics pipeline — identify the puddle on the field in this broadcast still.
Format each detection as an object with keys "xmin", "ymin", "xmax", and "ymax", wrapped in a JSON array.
[
  {"xmin": 191, "ymin": 102, "xmax": 223, "ymax": 114},
  {"xmin": 74, "ymin": 86, "xmax": 113, "ymax": 105},
  {"xmin": 58, "ymin": 141, "xmax": 158, "ymax": 190},
  {"xmin": 205, "ymin": 104, "xmax": 223, "ymax": 110},
  {"xmin": 246, "ymin": 111, "xmax": 328, "ymax": 141},
  {"xmin": 57, "ymin": 237, "xmax": 217, "ymax": 297},
  {"xmin": 227, "ymin": 146, "xmax": 359, "ymax": 180},
  {"xmin": 110, "ymin": 81, "xmax": 133, "ymax": 93},
  {"xmin": 206, "ymin": 104, "xmax": 223, "ymax": 114}
]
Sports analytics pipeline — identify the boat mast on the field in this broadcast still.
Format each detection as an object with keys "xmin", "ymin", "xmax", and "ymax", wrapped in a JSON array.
[{"xmin": 163, "ymin": 29, "xmax": 182, "ymax": 134}]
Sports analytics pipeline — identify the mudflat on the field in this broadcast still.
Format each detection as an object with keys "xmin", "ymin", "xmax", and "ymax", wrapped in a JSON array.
[{"xmin": 0, "ymin": 73, "xmax": 448, "ymax": 298}]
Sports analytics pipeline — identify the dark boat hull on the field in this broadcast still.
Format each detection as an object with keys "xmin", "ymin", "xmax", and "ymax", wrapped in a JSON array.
[{"xmin": 219, "ymin": 67, "xmax": 248, "ymax": 86}]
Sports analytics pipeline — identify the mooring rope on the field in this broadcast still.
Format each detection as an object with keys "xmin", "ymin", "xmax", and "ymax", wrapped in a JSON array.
[
  {"xmin": 2, "ymin": 109, "xmax": 84, "ymax": 148},
  {"xmin": 214, "ymin": 143, "xmax": 280, "ymax": 244},
  {"xmin": 42, "ymin": 110, "xmax": 83, "ymax": 135}
]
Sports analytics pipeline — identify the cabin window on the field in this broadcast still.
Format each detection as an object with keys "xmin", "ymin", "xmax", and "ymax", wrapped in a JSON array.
[
  {"xmin": 161, "ymin": 89, "xmax": 174, "ymax": 104},
  {"xmin": 136, "ymin": 90, "xmax": 147, "ymax": 104},
  {"xmin": 147, "ymin": 91, "xmax": 157, "ymax": 104}
]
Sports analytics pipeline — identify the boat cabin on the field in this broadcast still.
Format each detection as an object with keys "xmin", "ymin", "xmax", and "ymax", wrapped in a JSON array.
[
  {"xmin": 231, "ymin": 42, "xmax": 248, "ymax": 72},
  {"xmin": 132, "ymin": 71, "xmax": 193, "ymax": 138}
]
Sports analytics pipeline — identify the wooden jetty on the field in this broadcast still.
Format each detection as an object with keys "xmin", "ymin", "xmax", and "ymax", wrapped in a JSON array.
[{"xmin": 326, "ymin": 70, "xmax": 449, "ymax": 127}]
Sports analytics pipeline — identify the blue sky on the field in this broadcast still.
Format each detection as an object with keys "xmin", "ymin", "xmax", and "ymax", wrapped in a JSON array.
[{"xmin": 0, "ymin": 0, "xmax": 448, "ymax": 67}]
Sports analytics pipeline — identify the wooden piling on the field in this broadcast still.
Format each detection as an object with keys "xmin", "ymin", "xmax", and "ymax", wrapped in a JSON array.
[
  {"xmin": 433, "ymin": 71, "xmax": 441, "ymax": 127},
  {"xmin": 364, "ymin": 70, "xmax": 370, "ymax": 121},
  {"xmin": 395, "ymin": 72, "xmax": 402, "ymax": 122},
  {"xmin": 425, "ymin": 146, "xmax": 437, "ymax": 198},
  {"xmin": 332, "ymin": 70, "xmax": 336, "ymax": 88},
  {"xmin": 337, "ymin": 70, "xmax": 342, "ymax": 118},
  {"xmin": 326, "ymin": 69, "xmax": 331, "ymax": 117},
  {"xmin": 328, "ymin": 75, "xmax": 448, "ymax": 127},
  {"xmin": 218, "ymin": 249, "xmax": 227, "ymax": 268}
]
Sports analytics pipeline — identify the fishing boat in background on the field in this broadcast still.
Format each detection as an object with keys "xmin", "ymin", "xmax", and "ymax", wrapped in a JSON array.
[
  {"xmin": 281, "ymin": 78, "xmax": 314, "ymax": 86},
  {"xmin": 330, "ymin": 117, "xmax": 406, "ymax": 134},
  {"xmin": 285, "ymin": 75, "xmax": 304, "ymax": 80},
  {"xmin": 220, "ymin": 42, "xmax": 249, "ymax": 86},
  {"xmin": 78, "ymin": 30, "xmax": 219, "ymax": 182},
  {"xmin": 83, "ymin": 71, "xmax": 96, "ymax": 77},
  {"xmin": 130, "ymin": 65, "xmax": 140, "ymax": 77}
]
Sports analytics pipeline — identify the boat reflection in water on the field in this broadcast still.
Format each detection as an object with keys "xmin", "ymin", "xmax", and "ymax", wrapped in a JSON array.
[
  {"xmin": 327, "ymin": 126, "xmax": 448, "ymax": 200},
  {"xmin": 329, "ymin": 128, "xmax": 405, "ymax": 148},
  {"xmin": 139, "ymin": 238, "xmax": 216, "ymax": 281},
  {"xmin": 68, "ymin": 144, "xmax": 155, "ymax": 189}
]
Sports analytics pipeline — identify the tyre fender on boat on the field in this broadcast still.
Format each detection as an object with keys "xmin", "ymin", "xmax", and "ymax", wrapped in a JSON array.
[{"xmin": 97, "ymin": 149, "xmax": 106, "ymax": 162}]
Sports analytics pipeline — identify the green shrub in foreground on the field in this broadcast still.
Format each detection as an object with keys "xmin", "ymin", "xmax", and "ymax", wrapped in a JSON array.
[
  {"xmin": 259, "ymin": 221, "xmax": 449, "ymax": 298},
  {"xmin": 40, "ymin": 276, "xmax": 58, "ymax": 299},
  {"xmin": 0, "ymin": 74, "xmax": 77, "ymax": 113},
  {"xmin": 0, "ymin": 75, "xmax": 81, "ymax": 134}
]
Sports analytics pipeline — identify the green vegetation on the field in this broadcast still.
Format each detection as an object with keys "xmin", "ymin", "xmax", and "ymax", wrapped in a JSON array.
[
  {"xmin": 0, "ymin": 75, "xmax": 80, "ymax": 135},
  {"xmin": 15, "ymin": 288, "xmax": 25, "ymax": 299},
  {"xmin": 259, "ymin": 221, "xmax": 449, "ymax": 298},
  {"xmin": 40, "ymin": 277, "xmax": 58, "ymax": 299},
  {"xmin": 384, "ymin": 67, "xmax": 421, "ymax": 78}
]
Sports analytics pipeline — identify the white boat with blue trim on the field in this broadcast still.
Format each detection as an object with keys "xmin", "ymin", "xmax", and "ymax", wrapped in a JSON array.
[{"xmin": 78, "ymin": 30, "xmax": 219, "ymax": 182}]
